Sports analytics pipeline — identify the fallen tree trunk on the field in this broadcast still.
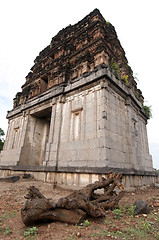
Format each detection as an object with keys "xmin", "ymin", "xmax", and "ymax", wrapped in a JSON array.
[{"xmin": 21, "ymin": 172, "xmax": 125, "ymax": 226}]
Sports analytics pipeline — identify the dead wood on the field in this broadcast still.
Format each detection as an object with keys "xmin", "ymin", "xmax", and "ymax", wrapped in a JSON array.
[{"xmin": 21, "ymin": 172, "xmax": 125, "ymax": 226}]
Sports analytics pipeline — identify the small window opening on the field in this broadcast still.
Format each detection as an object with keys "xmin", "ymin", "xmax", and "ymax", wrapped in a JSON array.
[{"xmin": 41, "ymin": 75, "xmax": 48, "ymax": 83}]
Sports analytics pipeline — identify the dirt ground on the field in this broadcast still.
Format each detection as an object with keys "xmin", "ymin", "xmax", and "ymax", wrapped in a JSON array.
[{"xmin": 0, "ymin": 178, "xmax": 159, "ymax": 240}]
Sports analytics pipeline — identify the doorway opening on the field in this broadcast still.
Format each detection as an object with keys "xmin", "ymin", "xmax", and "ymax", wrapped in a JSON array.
[{"xmin": 19, "ymin": 107, "xmax": 52, "ymax": 166}]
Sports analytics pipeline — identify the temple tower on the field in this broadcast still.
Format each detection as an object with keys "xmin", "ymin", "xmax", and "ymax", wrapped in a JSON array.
[{"xmin": 0, "ymin": 9, "xmax": 156, "ymax": 187}]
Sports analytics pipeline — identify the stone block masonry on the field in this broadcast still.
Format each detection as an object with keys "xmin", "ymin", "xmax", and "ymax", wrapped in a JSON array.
[{"xmin": 0, "ymin": 8, "xmax": 157, "ymax": 187}]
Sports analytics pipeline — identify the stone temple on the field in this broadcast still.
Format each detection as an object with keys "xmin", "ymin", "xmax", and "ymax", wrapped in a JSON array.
[{"xmin": 0, "ymin": 9, "xmax": 157, "ymax": 188}]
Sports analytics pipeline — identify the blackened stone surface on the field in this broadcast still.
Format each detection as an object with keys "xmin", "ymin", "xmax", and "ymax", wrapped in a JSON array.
[
  {"xmin": 0, "ymin": 176, "xmax": 20, "ymax": 183},
  {"xmin": 23, "ymin": 173, "xmax": 32, "ymax": 179}
]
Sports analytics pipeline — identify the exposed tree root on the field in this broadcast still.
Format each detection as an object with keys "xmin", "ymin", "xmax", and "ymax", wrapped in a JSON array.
[{"xmin": 21, "ymin": 172, "xmax": 125, "ymax": 226}]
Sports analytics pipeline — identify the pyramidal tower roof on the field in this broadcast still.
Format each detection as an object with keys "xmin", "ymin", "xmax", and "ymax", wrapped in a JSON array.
[{"xmin": 13, "ymin": 8, "xmax": 144, "ymax": 109}]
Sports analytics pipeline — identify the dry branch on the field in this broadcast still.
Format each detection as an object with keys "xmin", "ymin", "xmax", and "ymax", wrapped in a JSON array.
[{"xmin": 21, "ymin": 172, "xmax": 125, "ymax": 226}]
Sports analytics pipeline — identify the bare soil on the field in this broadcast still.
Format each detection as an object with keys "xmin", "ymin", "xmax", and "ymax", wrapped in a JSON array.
[{"xmin": 0, "ymin": 178, "xmax": 159, "ymax": 240}]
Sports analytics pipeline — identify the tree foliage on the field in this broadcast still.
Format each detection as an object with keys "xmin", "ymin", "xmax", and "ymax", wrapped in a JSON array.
[{"xmin": 0, "ymin": 128, "xmax": 5, "ymax": 151}]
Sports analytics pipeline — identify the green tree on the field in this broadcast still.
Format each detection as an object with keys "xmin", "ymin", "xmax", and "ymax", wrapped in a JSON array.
[{"xmin": 0, "ymin": 128, "xmax": 5, "ymax": 151}]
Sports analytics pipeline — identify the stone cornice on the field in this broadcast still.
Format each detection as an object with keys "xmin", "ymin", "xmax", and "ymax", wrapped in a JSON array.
[{"xmin": 7, "ymin": 65, "xmax": 147, "ymax": 120}]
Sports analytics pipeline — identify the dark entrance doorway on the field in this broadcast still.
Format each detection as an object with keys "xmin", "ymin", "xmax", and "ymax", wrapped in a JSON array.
[{"xmin": 19, "ymin": 107, "xmax": 51, "ymax": 166}]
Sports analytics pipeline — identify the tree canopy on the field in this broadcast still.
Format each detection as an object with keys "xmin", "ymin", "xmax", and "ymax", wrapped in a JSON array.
[{"xmin": 0, "ymin": 128, "xmax": 5, "ymax": 151}]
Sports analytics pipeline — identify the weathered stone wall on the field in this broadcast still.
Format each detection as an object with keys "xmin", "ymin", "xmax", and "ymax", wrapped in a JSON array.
[
  {"xmin": 0, "ymin": 67, "xmax": 153, "ymax": 173},
  {"xmin": 105, "ymin": 88, "xmax": 152, "ymax": 171},
  {"xmin": 0, "ymin": 115, "xmax": 28, "ymax": 166},
  {"xmin": 42, "ymin": 76, "xmax": 152, "ymax": 172},
  {"xmin": 44, "ymin": 84, "xmax": 106, "ymax": 169}
]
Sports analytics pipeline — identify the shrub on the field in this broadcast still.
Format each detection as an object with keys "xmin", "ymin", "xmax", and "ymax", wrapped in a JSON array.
[
  {"xmin": 121, "ymin": 74, "xmax": 129, "ymax": 85},
  {"xmin": 110, "ymin": 62, "xmax": 120, "ymax": 77},
  {"xmin": 83, "ymin": 219, "xmax": 91, "ymax": 227},
  {"xmin": 143, "ymin": 105, "xmax": 152, "ymax": 119}
]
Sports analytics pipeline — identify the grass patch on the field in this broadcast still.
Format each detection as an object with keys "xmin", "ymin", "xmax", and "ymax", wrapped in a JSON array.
[
  {"xmin": 24, "ymin": 226, "xmax": 38, "ymax": 239},
  {"xmin": 3, "ymin": 226, "xmax": 12, "ymax": 236},
  {"xmin": 0, "ymin": 210, "xmax": 17, "ymax": 221}
]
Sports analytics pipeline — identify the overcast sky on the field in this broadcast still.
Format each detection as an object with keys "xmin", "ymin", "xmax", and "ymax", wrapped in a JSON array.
[{"xmin": 0, "ymin": 0, "xmax": 159, "ymax": 169}]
